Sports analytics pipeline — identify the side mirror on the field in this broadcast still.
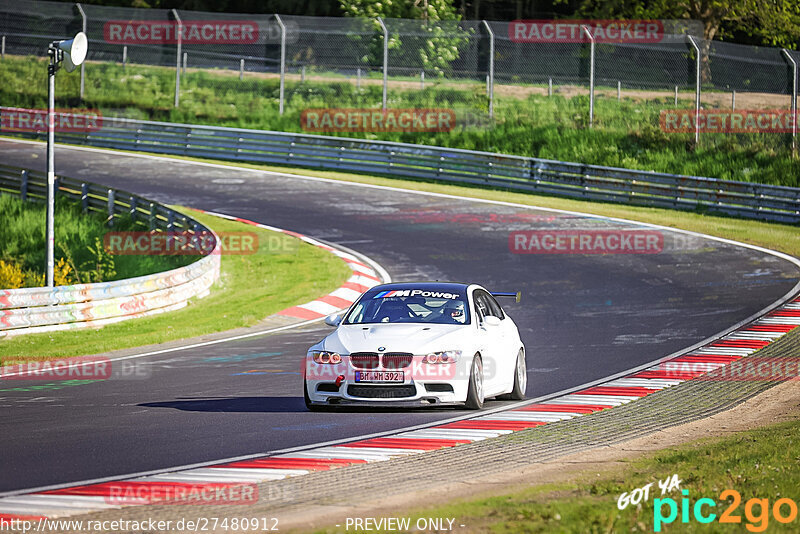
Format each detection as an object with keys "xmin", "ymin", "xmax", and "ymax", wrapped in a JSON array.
[
  {"xmin": 484, "ymin": 316, "xmax": 501, "ymax": 327},
  {"xmin": 324, "ymin": 313, "xmax": 342, "ymax": 327}
]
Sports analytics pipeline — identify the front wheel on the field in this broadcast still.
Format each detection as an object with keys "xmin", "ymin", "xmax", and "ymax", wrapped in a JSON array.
[
  {"xmin": 507, "ymin": 350, "xmax": 527, "ymax": 400},
  {"xmin": 464, "ymin": 355, "xmax": 484, "ymax": 410}
]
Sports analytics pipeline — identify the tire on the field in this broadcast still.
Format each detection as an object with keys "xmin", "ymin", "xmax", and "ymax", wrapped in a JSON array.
[
  {"xmin": 304, "ymin": 379, "xmax": 325, "ymax": 412},
  {"xmin": 507, "ymin": 350, "xmax": 527, "ymax": 400},
  {"xmin": 464, "ymin": 355, "xmax": 484, "ymax": 410}
]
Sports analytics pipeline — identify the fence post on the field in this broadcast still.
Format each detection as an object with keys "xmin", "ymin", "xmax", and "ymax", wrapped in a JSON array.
[
  {"xmin": 81, "ymin": 182, "xmax": 89, "ymax": 212},
  {"xmin": 617, "ymin": 80, "xmax": 621, "ymax": 101},
  {"xmin": 149, "ymin": 203, "xmax": 156, "ymax": 230},
  {"xmin": 75, "ymin": 3, "xmax": 86, "ymax": 100},
  {"xmin": 182, "ymin": 52, "xmax": 187, "ymax": 74},
  {"xmin": 420, "ymin": 70, "xmax": 424, "ymax": 89},
  {"xmin": 274, "ymin": 14, "xmax": 286, "ymax": 115},
  {"xmin": 782, "ymin": 49, "xmax": 797, "ymax": 154},
  {"xmin": 20, "ymin": 170, "xmax": 28, "ymax": 201},
  {"xmin": 239, "ymin": 58, "xmax": 244, "ymax": 80},
  {"xmin": 687, "ymin": 35, "xmax": 701, "ymax": 146},
  {"xmin": 1, "ymin": 35, "xmax": 5, "ymax": 59},
  {"xmin": 377, "ymin": 17, "xmax": 388, "ymax": 110},
  {"xmin": 107, "ymin": 189, "xmax": 115, "ymax": 227},
  {"xmin": 122, "ymin": 45, "xmax": 127, "ymax": 69},
  {"xmin": 675, "ymin": 85, "xmax": 678, "ymax": 106},
  {"xmin": 301, "ymin": 65, "xmax": 306, "ymax": 83},
  {"xmin": 357, "ymin": 67, "xmax": 361, "ymax": 90},
  {"xmin": 482, "ymin": 20, "xmax": 495, "ymax": 118},
  {"xmin": 548, "ymin": 77, "xmax": 552, "ymax": 96},
  {"xmin": 731, "ymin": 89, "xmax": 736, "ymax": 111},
  {"xmin": 172, "ymin": 9, "xmax": 182, "ymax": 108},
  {"xmin": 581, "ymin": 25, "xmax": 595, "ymax": 128}
]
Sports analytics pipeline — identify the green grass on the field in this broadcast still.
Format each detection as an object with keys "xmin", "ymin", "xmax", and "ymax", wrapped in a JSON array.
[
  {"xmin": 3, "ymin": 55, "xmax": 798, "ymax": 187},
  {"xmin": 0, "ymin": 194, "xmax": 194, "ymax": 284},
  {"xmin": 316, "ymin": 408, "xmax": 800, "ymax": 533},
  {"xmin": 0, "ymin": 209, "xmax": 352, "ymax": 362}
]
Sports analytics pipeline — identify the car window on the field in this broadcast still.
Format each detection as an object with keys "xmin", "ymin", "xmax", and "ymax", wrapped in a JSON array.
[
  {"xmin": 474, "ymin": 290, "xmax": 504, "ymax": 320},
  {"xmin": 486, "ymin": 293, "xmax": 505, "ymax": 319},
  {"xmin": 345, "ymin": 288, "xmax": 470, "ymax": 325}
]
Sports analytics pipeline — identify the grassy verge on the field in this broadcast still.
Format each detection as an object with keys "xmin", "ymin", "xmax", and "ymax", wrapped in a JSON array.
[
  {"xmin": 320, "ymin": 410, "xmax": 800, "ymax": 533},
  {"xmin": 0, "ymin": 194, "xmax": 194, "ymax": 286},
  {"xmin": 0, "ymin": 209, "xmax": 352, "ymax": 362},
  {"xmin": 3, "ymin": 55, "xmax": 798, "ymax": 186}
]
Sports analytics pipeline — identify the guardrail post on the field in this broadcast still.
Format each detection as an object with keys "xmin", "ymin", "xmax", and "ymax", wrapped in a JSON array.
[
  {"xmin": 167, "ymin": 210, "xmax": 175, "ymax": 231},
  {"xmin": 81, "ymin": 182, "xmax": 89, "ymax": 212},
  {"xmin": 76, "ymin": 3, "xmax": 86, "ymax": 100},
  {"xmin": 581, "ymin": 25, "xmax": 594, "ymax": 128},
  {"xmin": 172, "ymin": 9, "xmax": 182, "ymax": 108},
  {"xmin": 107, "ymin": 189, "xmax": 115, "ymax": 227},
  {"xmin": 482, "ymin": 20, "xmax": 495, "ymax": 118},
  {"xmin": 149, "ymin": 202, "xmax": 156, "ymax": 230},
  {"xmin": 687, "ymin": 35, "xmax": 701, "ymax": 146},
  {"xmin": 20, "ymin": 170, "xmax": 28, "ymax": 201},
  {"xmin": 129, "ymin": 196, "xmax": 137, "ymax": 221},
  {"xmin": 782, "ymin": 49, "xmax": 797, "ymax": 154},
  {"xmin": 377, "ymin": 17, "xmax": 388, "ymax": 110},
  {"xmin": 274, "ymin": 14, "xmax": 286, "ymax": 115}
]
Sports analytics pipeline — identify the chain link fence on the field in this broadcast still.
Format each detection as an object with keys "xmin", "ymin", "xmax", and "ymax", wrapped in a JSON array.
[{"xmin": 0, "ymin": 0, "xmax": 798, "ymax": 153}]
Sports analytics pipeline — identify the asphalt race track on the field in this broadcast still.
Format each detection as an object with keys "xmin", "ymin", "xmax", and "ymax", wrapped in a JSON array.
[{"xmin": 1, "ymin": 139, "xmax": 798, "ymax": 493}]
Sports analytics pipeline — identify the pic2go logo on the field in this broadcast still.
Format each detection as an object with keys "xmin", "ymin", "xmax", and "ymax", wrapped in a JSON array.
[{"xmin": 654, "ymin": 489, "xmax": 799, "ymax": 532}]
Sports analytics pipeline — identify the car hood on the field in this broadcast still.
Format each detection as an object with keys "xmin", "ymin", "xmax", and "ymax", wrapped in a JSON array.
[{"xmin": 323, "ymin": 323, "xmax": 467, "ymax": 355}]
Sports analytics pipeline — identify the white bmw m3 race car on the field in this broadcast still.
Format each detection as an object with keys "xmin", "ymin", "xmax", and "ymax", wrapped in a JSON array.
[{"xmin": 303, "ymin": 282, "xmax": 526, "ymax": 410}]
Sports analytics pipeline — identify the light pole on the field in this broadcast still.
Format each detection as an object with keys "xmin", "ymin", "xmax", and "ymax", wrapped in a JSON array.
[{"xmin": 46, "ymin": 32, "xmax": 87, "ymax": 287}]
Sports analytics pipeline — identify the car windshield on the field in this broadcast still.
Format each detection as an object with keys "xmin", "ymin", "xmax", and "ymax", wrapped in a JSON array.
[{"xmin": 344, "ymin": 288, "xmax": 470, "ymax": 325}]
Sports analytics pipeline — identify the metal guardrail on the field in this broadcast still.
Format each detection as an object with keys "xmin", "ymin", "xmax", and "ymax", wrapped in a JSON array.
[
  {"xmin": 3, "ymin": 114, "xmax": 800, "ymax": 224},
  {"xmin": 0, "ymin": 163, "xmax": 220, "ymax": 337}
]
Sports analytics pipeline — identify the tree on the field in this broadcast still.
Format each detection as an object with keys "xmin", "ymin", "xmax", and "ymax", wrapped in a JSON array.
[
  {"xmin": 339, "ymin": 0, "xmax": 471, "ymax": 77},
  {"xmin": 569, "ymin": 0, "xmax": 800, "ymax": 83}
]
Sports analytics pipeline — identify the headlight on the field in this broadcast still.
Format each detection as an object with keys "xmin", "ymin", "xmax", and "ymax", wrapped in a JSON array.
[
  {"xmin": 422, "ymin": 350, "xmax": 461, "ymax": 364},
  {"xmin": 311, "ymin": 351, "xmax": 342, "ymax": 364}
]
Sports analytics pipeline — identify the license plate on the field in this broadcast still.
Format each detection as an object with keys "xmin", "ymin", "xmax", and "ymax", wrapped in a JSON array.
[{"xmin": 354, "ymin": 371, "xmax": 404, "ymax": 383}]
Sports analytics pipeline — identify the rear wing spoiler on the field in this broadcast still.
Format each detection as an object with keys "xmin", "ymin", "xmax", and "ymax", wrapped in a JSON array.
[{"xmin": 491, "ymin": 291, "xmax": 522, "ymax": 303}]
